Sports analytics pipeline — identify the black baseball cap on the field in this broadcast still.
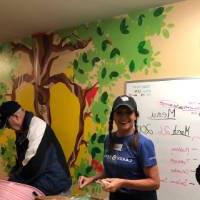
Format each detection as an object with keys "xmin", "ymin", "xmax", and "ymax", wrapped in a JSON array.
[
  {"xmin": 112, "ymin": 95, "xmax": 137, "ymax": 112},
  {"xmin": 0, "ymin": 101, "xmax": 21, "ymax": 129},
  {"xmin": 196, "ymin": 165, "xmax": 200, "ymax": 184}
]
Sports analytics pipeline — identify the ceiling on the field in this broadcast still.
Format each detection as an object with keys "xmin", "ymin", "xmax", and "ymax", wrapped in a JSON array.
[{"xmin": 0, "ymin": 0, "xmax": 183, "ymax": 42}]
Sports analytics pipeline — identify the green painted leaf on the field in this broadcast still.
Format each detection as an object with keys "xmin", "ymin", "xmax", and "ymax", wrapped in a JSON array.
[
  {"xmin": 77, "ymin": 172, "xmax": 82, "ymax": 178},
  {"xmin": 165, "ymin": 6, "xmax": 173, "ymax": 13},
  {"xmin": 97, "ymin": 26, "xmax": 103, "ymax": 36},
  {"xmin": 143, "ymin": 58, "xmax": 148, "ymax": 65},
  {"xmin": 92, "ymin": 57, "xmax": 101, "ymax": 66},
  {"xmin": 154, "ymin": 51, "xmax": 160, "ymax": 56},
  {"xmin": 109, "ymin": 71, "xmax": 119, "ymax": 79},
  {"xmin": 73, "ymin": 59, "xmax": 78, "ymax": 70},
  {"xmin": 124, "ymin": 73, "xmax": 131, "ymax": 79},
  {"xmin": 86, "ymin": 166, "xmax": 92, "ymax": 174},
  {"xmin": 1, "ymin": 147, "xmax": 6, "ymax": 154},
  {"xmin": 95, "ymin": 114, "xmax": 101, "ymax": 123},
  {"xmin": 120, "ymin": 18, "xmax": 129, "ymax": 34},
  {"xmin": 167, "ymin": 23, "xmax": 175, "ymax": 28},
  {"xmin": 138, "ymin": 14, "xmax": 145, "ymax": 26},
  {"xmin": 98, "ymin": 135, "xmax": 106, "ymax": 143},
  {"xmin": 78, "ymin": 69, "xmax": 84, "ymax": 74},
  {"xmin": 82, "ymin": 53, "xmax": 89, "ymax": 63},
  {"xmin": 138, "ymin": 41, "xmax": 149, "ymax": 55},
  {"xmin": 110, "ymin": 48, "xmax": 120, "ymax": 58},
  {"xmin": 129, "ymin": 60, "xmax": 135, "ymax": 72},
  {"xmin": 153, "ymin": 7, "xmax": 164, "ymax": 17},
  {"xmin": 101, "ymin": 67, "xmax": 107, "ymax": 79},
  {"xmin": 104, "ymin": 108, "xmax": 108, "ymax": 114},
  {"xmin": 101, "ymin": 92, "xmax": 108, "ymax": 104},
  {"xmin": 7, "ymin": 164, "xmax": 11, "ymax": 169},
  {"xmin": 101, "ymin": 40, "xmax": 110, "ymax": 51},
  {"xmin": 91, "ymin": 133, "xmax": 97, "ymax": 144},
  {"xmin": 91, "ymin": 147, "xmax": 101, "ymax": 158},
  {"xmin": 153, "ymin": 61, "xmax": 161, "ymax": 67},
  {"xmin": 162, "ymin": 29, "xmax": 170, "ymax": 38}
]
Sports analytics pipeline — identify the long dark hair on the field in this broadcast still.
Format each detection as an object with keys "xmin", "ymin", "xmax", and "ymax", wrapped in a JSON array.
[{"xmin": 108, "ymin": 110, "xmax": 139, "ymax": 152}]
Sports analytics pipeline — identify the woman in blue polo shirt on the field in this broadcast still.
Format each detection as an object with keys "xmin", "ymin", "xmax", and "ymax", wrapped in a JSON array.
[{"xmin": 79, "ymin": 95, "xmax": 160, "ymax": 200}]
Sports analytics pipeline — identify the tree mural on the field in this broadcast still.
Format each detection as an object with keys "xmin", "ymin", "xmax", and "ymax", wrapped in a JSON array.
[
  {"xmin": 0, "ymin": 48, "xmax": 19, "ymax": 172},
  {"xmin": 0, "ymin": 6, "xmax": 174, "ymax": 188},
  {"xmin": 66, "ymin": 6, "xmax": 174, "ymax": 174},
  {"xmin": 10, "ymin": 34, "xmax": 90, "ymax": 124}
]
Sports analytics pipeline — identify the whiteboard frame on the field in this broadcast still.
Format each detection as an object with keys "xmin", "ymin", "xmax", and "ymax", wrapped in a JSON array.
[
  {"xmin": 125, "ymin": 77, "xmax": 200, "ymax": 93},
  {"xmin": 124, "ymin": 76, "xmax": 200, "ymax": 200}
]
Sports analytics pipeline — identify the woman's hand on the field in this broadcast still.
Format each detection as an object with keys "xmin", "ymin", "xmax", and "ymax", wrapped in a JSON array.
[
  {"xmin": 78, "ymin": 176, "xmax": 94, "ymax": 189},
  {"xmin": 99, "ymin": 178, "xmax": 123, "ymax": 192}
]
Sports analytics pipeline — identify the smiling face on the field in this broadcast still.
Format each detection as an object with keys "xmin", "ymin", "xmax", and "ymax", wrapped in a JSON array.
[{"xmin": 113, "ymin": 105, "xmax": 137, "ymax": 136}]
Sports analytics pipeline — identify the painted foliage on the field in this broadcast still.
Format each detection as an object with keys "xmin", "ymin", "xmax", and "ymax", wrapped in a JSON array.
[{"xmin": 0, "ymin": 5, "xmax": 173, "ymax": 193}]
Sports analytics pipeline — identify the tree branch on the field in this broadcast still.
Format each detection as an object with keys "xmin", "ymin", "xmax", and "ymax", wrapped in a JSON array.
[
  {"xmin": 41, "ymin": 56, "xmax": 59, "ymax": 83},
  {"xmin": 84, "ymin": 112, "xmax": 91, "ymax": 119},
  {"xmin": 11, "ymin": 73, "xmax": 34, "ymax": 99},
  {"xmin": 43, "ymin": 73, "xmax": 76, "ymax": 92},
  {"xmin": 52, "ymin": 38, "xmax": 91, "ymax": 53},
  {"xmin": 11, "ymin": 42, "xmax": 34, "ymax": 64}
]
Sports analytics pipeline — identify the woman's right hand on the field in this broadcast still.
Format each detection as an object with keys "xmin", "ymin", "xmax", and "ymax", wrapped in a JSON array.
[{"xmin": 78, "ymin": 176, "xmax": 94, "ymax": 189}]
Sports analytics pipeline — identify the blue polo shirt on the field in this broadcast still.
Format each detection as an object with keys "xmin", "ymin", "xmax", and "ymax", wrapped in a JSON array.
[{"xmin": 103, "ymin": 133, "xmax": 157, "ymax": 200}]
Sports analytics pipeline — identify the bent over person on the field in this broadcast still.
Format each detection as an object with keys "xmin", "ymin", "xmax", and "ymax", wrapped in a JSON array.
[{"xmin": 0, "ymin": 101, "xmax": 72, "ymax": 195}]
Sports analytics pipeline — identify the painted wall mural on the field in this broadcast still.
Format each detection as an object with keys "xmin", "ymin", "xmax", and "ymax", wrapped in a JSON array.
[{"xmin": 0, "ymin": 4, "xmax": 174, "ymax": 193}]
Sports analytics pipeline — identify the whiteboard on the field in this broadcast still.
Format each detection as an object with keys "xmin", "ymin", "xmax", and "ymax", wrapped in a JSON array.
[{"xmin": 126, "ymin": 78, "xmax": 200, "ymax": 200}]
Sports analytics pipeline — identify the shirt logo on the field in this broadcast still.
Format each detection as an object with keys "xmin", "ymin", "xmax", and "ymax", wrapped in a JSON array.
[
  {"xmin": 113, "ymin": 144, "xmax": 123, "ymax": 151},
  {"xmin": 112, "ymin": 155, "xmax": 117, "ymax": 160},
  {"xmin": 105, "ymin": 154, "xmax": 133, "ymax": 163}
]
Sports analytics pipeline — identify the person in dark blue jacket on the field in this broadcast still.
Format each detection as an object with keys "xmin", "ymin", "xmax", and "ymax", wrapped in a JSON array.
[
  {"xmin": 79, "ymin": 95, "xmax": 160, "ymax": 200},
  {"xmin": 0, "ymin": 101, "xmax": 72, "ymax": 195}
]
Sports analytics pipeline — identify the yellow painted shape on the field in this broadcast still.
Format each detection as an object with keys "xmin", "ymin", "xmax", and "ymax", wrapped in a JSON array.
[
  {"xmin": 83, "ymin": 116, "xmax": 94, "ymax": 143},
  {"xmin": 16, "ymin": 83, "xmax": 35, "ymax": 113},
  {"xmin": 65, "ymin": 66, "xmax": 74, "ymax": 79},
  {"xmin": 0, "ymin": 83, "xmax": 34, "ymax": 154},
  {"xmin": 0, "ymin": 129, "xmax": 15, "ymax": 145},
  {"xmin": 73, "ymin": 117, "xmax": 94, "ymax": 165},
  {"xmin": 50, "ymin": 83, "xmax": 80, "ymax": 159}
]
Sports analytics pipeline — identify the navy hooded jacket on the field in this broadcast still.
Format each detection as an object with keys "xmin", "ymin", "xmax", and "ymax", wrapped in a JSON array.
[{"xmin": 9, "ymin": 111, "xmax": 72, "ymax": 195}]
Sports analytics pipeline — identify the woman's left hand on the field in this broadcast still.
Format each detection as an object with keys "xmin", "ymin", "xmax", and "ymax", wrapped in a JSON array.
[{"xmin": 100, "ymin": 178, "xmax": 124, "ymax": 192}]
